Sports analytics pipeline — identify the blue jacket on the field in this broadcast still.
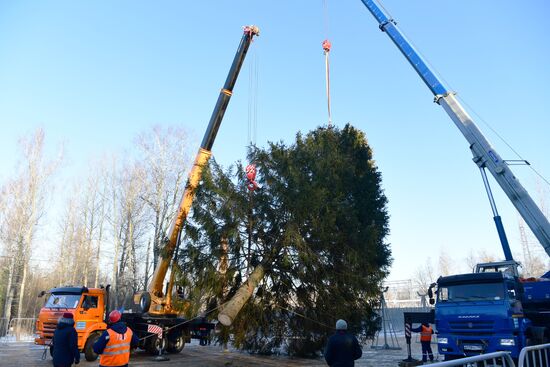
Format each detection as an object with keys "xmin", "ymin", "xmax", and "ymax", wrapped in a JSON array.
[
  {"xmin": 93, "ymin": 322, "xmax": 139, "ymax": 367},
  {"xmin": 52, "ymin": 317, "xmax": 80, "ymax": 366},
  {"xmin": 324, "ymin": 330, "xmax": 362, "ymax": 367}
]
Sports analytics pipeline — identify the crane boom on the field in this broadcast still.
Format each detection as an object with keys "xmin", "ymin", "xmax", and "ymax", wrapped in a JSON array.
[
  {"xmin": 359, "ymin": 0, "xmax": 550, "ymax": 256},
  {"xmin": 143, "ymin": 25, "xmax": 260, "ymax": 315}
]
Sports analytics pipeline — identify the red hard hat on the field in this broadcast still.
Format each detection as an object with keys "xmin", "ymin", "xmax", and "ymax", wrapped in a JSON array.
[{"xmin": 109, "ymin": 310, "xmax": 121, "ymax": 323}]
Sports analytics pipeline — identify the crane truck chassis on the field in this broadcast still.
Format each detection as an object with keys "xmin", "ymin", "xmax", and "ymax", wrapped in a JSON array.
[
  {"xmin": 429, "ymin": 261, "xmax": 550, "ymax": 360},
  {"xmin": 35, "ymin": 25, "xmax": 259, "ymax": 361},
  {"xmin": 34, "ymin": 285, "xmax": 210, "ymax": 359}
]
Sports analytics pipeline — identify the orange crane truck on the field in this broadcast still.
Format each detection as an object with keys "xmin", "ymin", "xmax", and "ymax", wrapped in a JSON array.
[{"xmin": 34, "ymin": 25, "xmax": 259, "ymax": 361}]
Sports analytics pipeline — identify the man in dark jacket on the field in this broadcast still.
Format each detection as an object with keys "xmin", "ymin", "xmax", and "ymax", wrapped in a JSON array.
[
  {"xmin": 324, "ymin": 319, "xmax": 362, "ymax": 367},
  {"xmin": 52, "ymin": 312, "xmax": 80, "ymax": 367},
  {"xmin": 93, "ymin": 310, "xmax": 139, "ymax": 367}
]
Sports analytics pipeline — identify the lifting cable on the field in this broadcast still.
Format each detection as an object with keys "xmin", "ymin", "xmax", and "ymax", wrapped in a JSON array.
[
  {"xmin": 245, "ymin": 46, "xmax": 260, "ymax": 276},
  {"xmin": 132, "ymin": 298, "xmax": 336, "ymax": 348},
  {"xmin": 386, "ymin": 5, "xmax": 550, "ymax": 189},
  {"xmin": 245, "ymin": 42, "xmax": 259, "ymax": 193},
  {"xmin": 322, "ymin": 0, "xmax": 332, "ymax": 128},
  {"xmin": 323, "ymin": 40, "xmax": 332, "ymax": 128}
]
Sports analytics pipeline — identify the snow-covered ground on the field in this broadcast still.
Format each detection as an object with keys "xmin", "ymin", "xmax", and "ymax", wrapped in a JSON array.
[{"xmin": 0, "ymin": 335, "xmax": 435, "ymax": 366}]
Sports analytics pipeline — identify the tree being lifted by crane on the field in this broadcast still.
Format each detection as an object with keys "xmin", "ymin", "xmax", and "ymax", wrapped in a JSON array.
[{"xmin": 181, "ymin": 124, "xmax": 392, "ymax": 355}]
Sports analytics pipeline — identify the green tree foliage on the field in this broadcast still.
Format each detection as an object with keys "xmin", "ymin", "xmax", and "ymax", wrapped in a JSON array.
[{"xmin": 180, "ymin": 124, "xmax": 391, "ymax": 356}]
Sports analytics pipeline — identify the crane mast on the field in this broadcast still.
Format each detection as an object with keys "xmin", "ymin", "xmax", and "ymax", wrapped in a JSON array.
[
  {"xmin": 142, "ymin": 25, "xmax": 260, "ymax": 315},
  {"xmin": 359, "ymin": 0, "xmax": 550, "ymax": 258}
]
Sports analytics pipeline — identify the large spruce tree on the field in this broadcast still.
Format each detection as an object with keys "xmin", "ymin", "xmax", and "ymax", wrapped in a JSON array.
[{"xmin": 180, "ymin": 124, "xmax": 391, "ymax": 356}]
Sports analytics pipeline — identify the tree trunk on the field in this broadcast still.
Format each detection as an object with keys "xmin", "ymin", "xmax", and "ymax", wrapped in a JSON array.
[
  {"xmin": 94, "ymin": 188, "xmax": 106, "ymax": 288},
  {"xmin": 16, "ymin": 263, "xmax": 27, "ymax": 320},
  {"xmin": 143, "ymin": 239, "xmax": 151, "ymax": 291},
  {"xmin": 14, "ymin": 262, "xmax": 27, "ymax": 340},
  {"xmin": 2, "ymin": 257, "xmax": 15, "ymax": 320},
  {"xmin": 94, "ymin": 226, "xmax": 103, "ymax": 288},
  {"xmin": 217, "ymin": 264, "xmax": 265, "ymax": 326}
]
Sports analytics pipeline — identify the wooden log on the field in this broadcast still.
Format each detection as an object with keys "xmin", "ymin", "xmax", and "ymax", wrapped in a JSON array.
[{"xmin": 217, "ymin": 264, "xmax": 265, "ymax": 326}]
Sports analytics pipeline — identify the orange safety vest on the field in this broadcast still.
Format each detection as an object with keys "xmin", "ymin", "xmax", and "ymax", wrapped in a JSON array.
[
  {"xmin": 420, "ymin": 325, "xmax": 433, "ymax": 342},
  {"xmin": 99, "ymin": 328, "xmax": 133, "ymax": 366}
]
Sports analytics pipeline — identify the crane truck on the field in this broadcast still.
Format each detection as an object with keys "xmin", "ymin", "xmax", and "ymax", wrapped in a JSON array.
[
  {"xmin": 360, "ymin": 0, "xmax": 550, "ymax": 360},
  {"xmin": 34, "ymin": 25, "xmax": 259, "ymax": 361}
]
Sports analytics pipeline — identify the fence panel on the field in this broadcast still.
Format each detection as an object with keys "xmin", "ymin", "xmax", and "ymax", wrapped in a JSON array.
[
  {"xmin": 518, "ymin": 343, "xmax": 550, "ymax": 367},
  {"xmin": 5, "ymin": 318, "xmax": 37, "ymax": 342},
  {"xmin": 428, "ymin": 351, "xmax": 514, "ymax": 367},
  {"xmin": 385, "ymin": 306, "xmax": 429, "ymax": 332}
]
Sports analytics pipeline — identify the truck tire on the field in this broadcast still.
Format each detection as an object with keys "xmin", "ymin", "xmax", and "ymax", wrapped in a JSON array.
[
  {"xmin": 84, "ymin": 332, "xmax": 101, "ymax": 361},
  {"xmin": 145, "ymin": 335, "xmax": 167, "ymax": 355},
  {"xmin": 139, "ymin": 292, "xmax": 151, "ymax": 313},
  {"xmin": 167, "ymin": 334, "xmax": 185, "ymax": 353},
  {"xmin": 527, "ymin": 326, "xmax": 547, "ymax": 345}
]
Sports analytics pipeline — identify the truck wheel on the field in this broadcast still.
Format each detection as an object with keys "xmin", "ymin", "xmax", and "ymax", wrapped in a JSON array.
[
  {"xmin": 139, "ymin": 292, "xmax": 151, "ymax": 313},
  {"xmin": 84, "ymin": 333, "xmax": 101, "ymax": 361},
  {"xmin": 145, "ymin": 335, "xmax": 167, "ymax": 355},
  {"xmin": 528, "ymin": 326, "xmax": 547, "ymax": 345},
  {"xmin": 167, "ymin": 335, "xmax": 185, "ymax": 353}
]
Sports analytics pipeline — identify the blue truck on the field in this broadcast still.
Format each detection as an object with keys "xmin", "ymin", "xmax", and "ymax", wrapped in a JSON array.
[
  {"xmin": 433, "ymin": 261, "xmax": 550, "ymax": 359},
  {"xmin": 359, "ymin": 0, "xmax": 550, "ymax": 361}
]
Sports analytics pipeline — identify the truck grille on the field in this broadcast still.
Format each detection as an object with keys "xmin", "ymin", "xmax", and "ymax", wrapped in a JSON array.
[
  {"xmin": 448, "ymin": 320, "xmax": 494, "ymax": 335},
  {"xmin": 42, "ymin": 322, "xmax": 57, "ymax": 340}
]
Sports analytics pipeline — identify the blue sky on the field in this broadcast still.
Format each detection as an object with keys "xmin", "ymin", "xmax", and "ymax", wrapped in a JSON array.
[{"xmin": 0, "ymin": 0, "xmax": 549, "ymax": 281}]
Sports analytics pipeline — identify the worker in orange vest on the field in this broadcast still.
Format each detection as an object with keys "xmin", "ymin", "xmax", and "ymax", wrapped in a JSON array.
[
  {"xmin": 411, "ymin": 322, "xmax": 434, "ymax": 363},
  {"xmin": 93, "ymin": 310, "xmax": 139, "ymax": 367}
]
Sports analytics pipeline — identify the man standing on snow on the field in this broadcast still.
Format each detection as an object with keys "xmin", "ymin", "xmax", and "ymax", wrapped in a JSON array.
[
  {"xmin": 93, "ymin": 310, "xmax": 139, "ymax": 367},
  {"xmin": 324, "ymin": 319, "xmax": 363, "ymax": 367},
  {"xmin": 52, "ymin": 312, "xmax": 80, "ymax": 367},
  {"xmin": 411, "ymin": 322, "xmax": 434, "ymax": 363}
]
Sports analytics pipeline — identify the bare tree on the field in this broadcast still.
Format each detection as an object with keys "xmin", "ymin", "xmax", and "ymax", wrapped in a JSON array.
[
  {"xmin": 135, "ymin": 126, "xmax": 192, "ymax": 271},
  {"xmin": 108, "ymin": 160, "xmax": 148, "ymax": 308},
  {"xmin": 412, "ymin": 257, "xmax": 435, "ymax": 294},
  {"xmin": 54, "ymin": 163, "xmax": 110, "ymax": 289},
  {"xmin": 437, "ymin": 251, "xmax": 454, "ymax": 276},
  {"xmin": 0, "ymin": 129, "xmax": 60, "ymax": 319}
]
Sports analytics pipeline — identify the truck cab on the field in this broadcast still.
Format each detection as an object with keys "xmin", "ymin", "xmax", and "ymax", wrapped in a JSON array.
[
  {"xmin": 435, "ymin": 271, "xmax": 527, "ymax": 359},
  {"xmin": 35, "ymin": 286, "xmax": 108, "ymax": 361}
]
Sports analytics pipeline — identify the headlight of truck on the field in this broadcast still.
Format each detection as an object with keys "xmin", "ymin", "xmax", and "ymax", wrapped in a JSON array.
[
  {"xmin": 438, "ymin": 338, "xmax": 448, "ymax": 344},
  {"xmin": 500, "ymin": 339, "xmax": 515, "ymax": 346}
]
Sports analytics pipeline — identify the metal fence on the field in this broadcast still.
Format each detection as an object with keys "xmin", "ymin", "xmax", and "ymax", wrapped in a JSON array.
[
  {"xmin": 385, "ymin": 306, "xmax": 429, "ymax": 332},
  {"xmin": 518, "ymin": 343, "xmax": 550, "ymax": 367},
  {"xmin": 428, "ymin": 351, "xmax": 515, "ymax": 367},
  {"xmin": 2, "ymin": 318, "xmax": 37, "ymax": 342}
]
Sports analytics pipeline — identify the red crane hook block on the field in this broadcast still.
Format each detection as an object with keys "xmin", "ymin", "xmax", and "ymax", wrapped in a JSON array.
[
  {"xmin": 245, "ymin": 164, "xmax": 257, "ymax": 182},
  {"xmin": 245, "ymin": 164, "xmax": 259, "ymax": 191},
  {"xmin": 322, "ymin": 39, "xmax": 331, "ymax": 53}
]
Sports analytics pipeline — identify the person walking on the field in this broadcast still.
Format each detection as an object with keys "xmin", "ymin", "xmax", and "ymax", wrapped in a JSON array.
[
  {"xmin": 93, "ymin": 310, "xmax": 139, "ymax": 367},
  {"xmin": 412, "ymin": 322, "xmax": 434, "ymax": 363},
  {"xmin": 198, "ymin": 316, "xmax": 210, "ymax": 346},
  {"xmin": 324, "ymin": 319, "xmax": 362, "ymax": 367},
  {"xmin": 52, "ymin": 312, "xmax": 80, "ymax": 367}
]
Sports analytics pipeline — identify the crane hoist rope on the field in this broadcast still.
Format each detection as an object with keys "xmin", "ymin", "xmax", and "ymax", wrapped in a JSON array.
[
  {"xmin": 323, "ymin": 39, "xmax": 332, "ymax": 128},
  {"xmin": 322, "ymin": 0, "xmax": 332, "ymax": 128}
]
